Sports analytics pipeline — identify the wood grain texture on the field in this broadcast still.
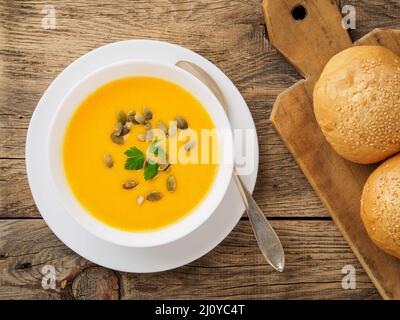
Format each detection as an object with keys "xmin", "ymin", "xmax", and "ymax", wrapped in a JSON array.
[
  {"xmin": 72, "ymin": 267, "xmax": 120, "ymax": 300},
  {"xmin": 0, "ymin": 0, "xmax": 399, "ymax": 299},
  {"xmin": 0, "ymin": 219, "xmax": 379, "ymax": 300},
  {"xmin": 264, "ymin": 0, "xmax": 400, "ymax": 299}
]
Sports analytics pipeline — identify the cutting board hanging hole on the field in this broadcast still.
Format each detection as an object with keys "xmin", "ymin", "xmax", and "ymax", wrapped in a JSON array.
[
  {"xmin": 291, "ymin": 5, "xmax": 307, "ymax": 20},
  {"xmin": 263, "ymin": 0, "xmax": 352, "ymax": 79}
]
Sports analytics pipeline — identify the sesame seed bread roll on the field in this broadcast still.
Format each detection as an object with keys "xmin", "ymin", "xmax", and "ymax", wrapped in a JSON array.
[
  {"xmin": 361, "ymin": 154, "xmax": 400, "ymax": 259},
  {"xmin": 313, "ymin": 46, "xmax": 400, "ymax": 164}
]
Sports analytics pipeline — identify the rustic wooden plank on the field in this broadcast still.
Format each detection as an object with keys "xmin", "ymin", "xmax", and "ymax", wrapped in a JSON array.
[
  {"xmin": 0, "ymin": 0, "xmax": 398, "ymax": 300},
  {"xmin": 0, "ymin": 219, "xmax": 379, "ymax": 299},
  {"xmin": 0, "ymin": 159, "xmax": 37, "ymax": 218},
  {"xmin": 340, "ymin": 0, "xmax": 400, "ymax": 40},
  {"xmin": 0, "ymin": 0, "xmax": 397, "ymax": 37},
  {"xmin": 0, "ymin": 0, "xmax": 265, "ymax": 27},
  {"xmin": 72, "ymin": 267, "xmax": 120, "ymax": 300},
  {"xmin": 0, "ymin": 219, "xmax": 93, "ymax": 300}
]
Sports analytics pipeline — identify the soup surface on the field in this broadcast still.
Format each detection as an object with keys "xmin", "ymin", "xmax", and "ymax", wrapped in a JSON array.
[{"xmin": 63, "ymin": 77, "xmax": 218, "ymax": 231}]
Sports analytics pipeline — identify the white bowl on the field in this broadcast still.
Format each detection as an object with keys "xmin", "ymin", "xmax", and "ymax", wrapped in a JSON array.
[{"xmin": 47, "ymin": 60, "xmax": 233, "ymax": 248}]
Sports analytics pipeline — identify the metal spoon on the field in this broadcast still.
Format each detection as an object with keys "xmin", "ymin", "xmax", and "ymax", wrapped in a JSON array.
[{"xmin": 176, "ymin": 60, "xmax": 285, "ymax": 272}]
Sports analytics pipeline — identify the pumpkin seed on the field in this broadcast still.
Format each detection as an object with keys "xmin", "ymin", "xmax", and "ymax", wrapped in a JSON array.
[
  {"xmin": 122, "ymin": 179, "xmax": 138, "ymax": 190},
  {"xmin": 146, "ymin": 191, "xmax": 163, "ymax": 202},
  {"xmin": 168, "ymin": 123, "xmax": 177, "ymax": 137},
  {"xmin": 127, "ymin": 110, "xmax": 136, "ymax": 123},
  {"xmin": 111, "ymin": 132, "xmax": 124, "ymax": 145},
  {"xmin": 157, "ymin": 121, "xmax": 168, "ymax": 134},
  {"xmin": 103, "ymin": 154, "xmax": 113, "ymax": 168},
  {"xmin": 137, "ymin": 195, "xmax": 144, "ymax": 206},
  {"xmin": 137, "ymin": 133, "xmax": 146, "ymax": 142},
  {"xmin": 184, "ymin": 140, "xmax": 196, "ymax": 151},
  {"xmin": 114, "ymin": 122, "xmax": 123, "ymax": 136},
  {"xmin": 143, "ymin": 107, "xmax": 153, "ymax": 121},
  {"xmin": 167, "ymin": 175, "xmax": 176, "ymax": 193},
  {"xmin": 121, "ymin": 125, "xmax": 130, "ymax": 136},
  {"xmin": 125, "ymin": 121, "xmax": 133, "ymax": 128},
  {"xmin": 116, "ymin": 110, "xmax": 127, "ymax": 125},
  {"xmin": 175, "ymin": 116, "xmax": 188, "ymax": 130},
  {"xmin": 134, "ymin": 113, "xmax": 145, "ymax": 124}
]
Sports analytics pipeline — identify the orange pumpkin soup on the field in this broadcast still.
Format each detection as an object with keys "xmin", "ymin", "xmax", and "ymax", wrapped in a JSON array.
[{"xmin": 63, "ymin": 77, "xmax": 219, "ymax": 231}]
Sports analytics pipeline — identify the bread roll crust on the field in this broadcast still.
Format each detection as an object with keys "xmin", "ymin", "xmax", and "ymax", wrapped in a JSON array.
[
  {"xmin": 313, "ymin": 46, "xmax": 400, "ymax": 164},
  {"xmin": 361, "ymin": 154, "xmax": 400, "ymax": 259}
]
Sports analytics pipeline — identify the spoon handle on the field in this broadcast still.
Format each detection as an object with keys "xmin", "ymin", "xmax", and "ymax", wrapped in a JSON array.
[
  {"xmin": 175, "ymin": 60, "xmax": 285, "ymax": 272},
  {"xmin": 232, "ymin": 169, "xmax": 285, "ymax": 272}
]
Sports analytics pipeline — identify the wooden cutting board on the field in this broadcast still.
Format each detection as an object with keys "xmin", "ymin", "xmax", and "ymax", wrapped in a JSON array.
[{"xmin": 262, "ymin": 0, "xmax": 400, "ymax": 299}]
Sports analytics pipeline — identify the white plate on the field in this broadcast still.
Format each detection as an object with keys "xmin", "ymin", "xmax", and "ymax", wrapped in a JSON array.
[{"xmin": 26, "ymin": 40, "xmax": 259, "ymax": 272}]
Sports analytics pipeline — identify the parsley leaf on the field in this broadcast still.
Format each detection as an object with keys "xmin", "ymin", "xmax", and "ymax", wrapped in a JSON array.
[
  {"xmin": 125, "ymin": 146, "xmax": 144, "ymax": 158},
  {"xmin": 144, "ymin": 162, "xmax": 159, "ymax": 180},
  {"xmin": 124, "ymin": 147, "xmax": 145, "ymax": 170}
]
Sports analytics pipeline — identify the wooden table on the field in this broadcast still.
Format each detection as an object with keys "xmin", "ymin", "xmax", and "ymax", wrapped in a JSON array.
[{"xmin": 0, "ymin": 0, "xmax": 399, "ymax": 300}]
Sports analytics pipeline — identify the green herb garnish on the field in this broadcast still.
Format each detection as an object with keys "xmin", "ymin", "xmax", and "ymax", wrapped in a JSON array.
[
  {"xmin": 144, "ymin": 162, "xmax": 159, "ymax": 180},
  {"xmin": 124, "ymin": 147, "xmax": 145, "ymax": 170},
  {"xmin": 125, "ymin": 141, "xmax": 166, "ymax": 180}
]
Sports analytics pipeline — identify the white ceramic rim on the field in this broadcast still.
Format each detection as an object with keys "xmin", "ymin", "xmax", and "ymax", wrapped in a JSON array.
[
  {"xmin": 26, "ymin": 39, "xmax": 259, "ymax": 272},
  {"xmin": 47, "ymin": 59, "xmax": 234, "ymax": 248}
]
